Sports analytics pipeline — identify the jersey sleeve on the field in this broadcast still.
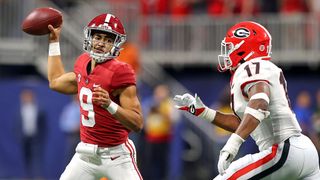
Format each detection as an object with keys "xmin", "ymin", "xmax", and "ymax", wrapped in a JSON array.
[
  {"xmin": 73, "ymin": 53, "xmax": 89, "ymax": 73},
  {"xmin": 111, "ymin": 63, "xmax": 136, "ymax": 89},
  {"xmin": 237, "ymin": 61, "xmax": 273, "ymax": 97},
  {"xmin": 73, "ymin": 57, "xmax": 80, "ymax": 73}
]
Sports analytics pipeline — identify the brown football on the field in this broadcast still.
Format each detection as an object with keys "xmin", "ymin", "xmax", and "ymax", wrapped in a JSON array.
[{"xmin": 22, "ymin": 7, "xmax": 62, "ymax": 35}]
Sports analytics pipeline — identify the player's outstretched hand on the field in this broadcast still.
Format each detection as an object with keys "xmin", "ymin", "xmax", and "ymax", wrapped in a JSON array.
[
  {"xmin": 48, "ymin": 24, "xmax": 62, "ymax": 42},
  {"xmin": 92, "ymin": 87, "xmax": 111, "ymax": 108},
  {"xmin": 173, "ymin": 93, "xmax": 207, "ymax": 117}
]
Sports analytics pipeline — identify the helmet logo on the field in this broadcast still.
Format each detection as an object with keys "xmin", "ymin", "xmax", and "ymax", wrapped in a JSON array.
[
  {"xmin": 234, "ymin": 28, "xmax": 250, "ymax": 38},
  {"xmin": 102, "ymin": 14, "xmax": 115, "ymax": 30}
]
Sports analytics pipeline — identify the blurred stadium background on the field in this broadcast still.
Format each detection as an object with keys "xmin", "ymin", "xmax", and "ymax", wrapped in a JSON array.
[{"xmin": 0, "ymin": 0, "xmax": 320, "ymax": 179}]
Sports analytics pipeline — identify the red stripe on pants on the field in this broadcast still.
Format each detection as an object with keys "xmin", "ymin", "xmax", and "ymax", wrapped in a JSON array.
[
  {"xmin": 125, "ymin": 141, "xmax": 143, "ymax": 180},
  {"xmin": 228, "ymin": 144, "xmax": 278, "ymax": 180}
]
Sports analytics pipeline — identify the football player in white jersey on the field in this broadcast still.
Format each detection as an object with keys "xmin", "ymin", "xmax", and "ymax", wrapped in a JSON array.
[{"xmin": 174, "ymin": 21, "xmax": 320, "ymax": 179}]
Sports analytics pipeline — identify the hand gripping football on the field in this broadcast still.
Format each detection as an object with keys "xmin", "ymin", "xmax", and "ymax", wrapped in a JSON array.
[{"xmin": 21, "ymin": 7, "xmax": 62, "ymax": 35}]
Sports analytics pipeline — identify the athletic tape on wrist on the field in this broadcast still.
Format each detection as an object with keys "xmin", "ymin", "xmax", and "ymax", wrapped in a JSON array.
[
  {"xmin": 250, "ymin": 93, "xmax": 270, "ymax": 104},
  {"xmin": 221, "ymin": 133, "xmax": 245, "ymax": 157},
  {"xmin": 106, "ymin": 101, "xmax": 119, "ymax": 115},
  {"xmin": 230, "ymin": 133, "xmax": 245, "ymax": 143},
  {"xmin": 49, "ymin": 42, "xmax": 61, "ymax": 56},
  {"xmin": 244, "ymin": 106, "xmax": 270, "ymax": 122},
  {"xmin": 201, "ymin": 108, "xmax": 217, "ymax": 122}
]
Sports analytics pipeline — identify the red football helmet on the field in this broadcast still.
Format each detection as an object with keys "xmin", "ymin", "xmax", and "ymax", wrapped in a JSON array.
[
  {"xmin": 83, "ymin": 13, "xmax": 126, "ymax": 63},
  {"xmin": 218, "ymin": 21, "xmax": 272, "ymax": 72}
]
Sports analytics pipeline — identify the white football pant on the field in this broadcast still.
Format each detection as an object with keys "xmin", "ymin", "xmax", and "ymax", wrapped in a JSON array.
[
  {"xmin": 60, "ymin": 139, "xmax": 142, "ymax": 180},
  {"xmin": 214, "ymin": 134, "xmax": 320, "ymax": 180}
]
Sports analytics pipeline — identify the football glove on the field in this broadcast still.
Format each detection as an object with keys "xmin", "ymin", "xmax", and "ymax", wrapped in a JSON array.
[
  {"xmin": 173, "ymin": 93, "xmax": 207, "ymax": 117},
  {"xmin": 218, "ymin": 133, "xmax": 245, "ymax": 174}
]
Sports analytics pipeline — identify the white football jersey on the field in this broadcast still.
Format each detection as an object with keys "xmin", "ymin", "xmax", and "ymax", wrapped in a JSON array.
[{"xmin": 231, "ymin": 58, "xmax": 301, "ymax": 151}]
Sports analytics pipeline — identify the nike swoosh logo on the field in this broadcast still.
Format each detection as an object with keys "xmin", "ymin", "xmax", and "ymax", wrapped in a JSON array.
[
  {"xmin": 93, "ymin": 83, "xmax": 100, "ymax": 88},
  {"xmin": 110, "ymin": 155, "xmax": 121, "ymax": 161}
]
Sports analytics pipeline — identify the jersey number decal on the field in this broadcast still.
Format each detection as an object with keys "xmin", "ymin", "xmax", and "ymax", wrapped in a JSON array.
[
  {"xmin": 79, "ymin": 87, "xmax": 96, "ymax": 127},
  {"xmin": 279, "ymin": 71, "xmax": 292, "ymax": 109},
  {"xmin": 244, "ymin": 62, "xmax": 260, "ymax": 77}
]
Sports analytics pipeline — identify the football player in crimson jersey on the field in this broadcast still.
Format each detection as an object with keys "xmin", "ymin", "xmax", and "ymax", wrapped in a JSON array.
[
  {"xmin": 47, "ymin": 13, "xmax": 143, "ymax": 180},
  {"xmin": 174, "ymin": 21, "xmax": 320, "ymax": 179}
]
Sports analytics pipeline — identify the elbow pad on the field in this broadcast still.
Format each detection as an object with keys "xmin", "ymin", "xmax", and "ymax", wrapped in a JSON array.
[
  {"xmin": 250, "ymin": 93, "xmax": 270, "ymax": 104},
  {"xmin": 244, "ymin": 107, "xmax": 270, "ymax": 122}
]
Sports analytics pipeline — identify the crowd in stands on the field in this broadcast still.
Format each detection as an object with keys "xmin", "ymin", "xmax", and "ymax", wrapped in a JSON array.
[{"xmin": 51, "ymin": 0, "xmax": 320, "ymax": 17}]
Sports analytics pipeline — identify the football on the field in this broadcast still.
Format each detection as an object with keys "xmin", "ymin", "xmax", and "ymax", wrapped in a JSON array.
[{"xmin": 21, "ymin": 7, "xmax": 62, "ymax": 35}]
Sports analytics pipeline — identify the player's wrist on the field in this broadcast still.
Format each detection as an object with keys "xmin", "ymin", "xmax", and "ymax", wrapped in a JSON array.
[
  {"xmin": 199, "ymin": 108, "xmax": 217, "ymax": 122},
  {"xmin": 48, "ymin": 42, "xmax": 61, "ymax": 56},
  {"xmin": 49, "ymin": 39, "xmax": 59, "ymax": 43},
  {"xmin": 103, "ymin": 101, "xmax": 119, "ymax": 115},
  {"xmin": 222, "ymin": 133, "xmax": 245, "ymax": 157}
]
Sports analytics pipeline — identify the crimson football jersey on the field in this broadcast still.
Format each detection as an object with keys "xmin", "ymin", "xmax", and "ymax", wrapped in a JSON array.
[{"xmin": 74, "ymin": 53, "xmax": 136, "ymax": 147}]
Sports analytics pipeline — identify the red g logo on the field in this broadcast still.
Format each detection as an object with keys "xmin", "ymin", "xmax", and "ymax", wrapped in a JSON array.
[{"xmin": 234, "ymin": 28, "xmax": 250, "ymax": 38}]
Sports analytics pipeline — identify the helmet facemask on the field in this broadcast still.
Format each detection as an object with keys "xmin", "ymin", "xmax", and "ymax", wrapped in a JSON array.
[
  {"xmin": 83, "ymin": 27, "xmax": 126, "ymax": 63},
  {"xmin": 218, "ymin": 39, "xmax": 245, "ymax": 72}
]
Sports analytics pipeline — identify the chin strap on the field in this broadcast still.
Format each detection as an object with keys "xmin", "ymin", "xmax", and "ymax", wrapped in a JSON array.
[
  {"xmin": 89, "ymin": 46, "xmax": 122, "ymax": 63},
  {"xmin": 90, "ymin": 51, "xmax": 114, "ymax": 63}
]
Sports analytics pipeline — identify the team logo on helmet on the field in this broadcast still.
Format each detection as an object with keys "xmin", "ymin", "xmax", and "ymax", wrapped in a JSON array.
[{"xmin": 233, "ymin": 28, "xmax": 250, "ymax": 38}]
